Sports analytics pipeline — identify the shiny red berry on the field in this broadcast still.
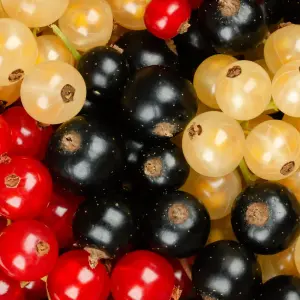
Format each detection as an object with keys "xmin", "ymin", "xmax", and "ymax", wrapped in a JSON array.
[
  {"xmin": 2, "ymin": 107, "xmax": 53, "ymax": 159},
  {"xmin": 0, "ymin": 156, "xmax": 52, "ymax": 220},
  {"xmin": 111, "ymin": 250, "xmax": 175, "ymax": 300},
  {"xmin": 38, "ymin": 190, "xmax": 81, "ymax": 249},
  {"xmin": 23, "ymin": 279, "xmax": 47, "ymax": 300},
  {"xmin": 0, "ymin": 220, "xmax": 58, "ymax": 281},
  {"xmin": 0, "ymin": 116, "xmax": 11, "ymax": 158},
  {"xmin": 144, "ymin": 0, "xmax": 191, "ymax": 40},
  {"xmin": 47, "ymin": 250, "xmax": 110, "ymax": 300},
  {"xmin": 0, "ymin": 268, "xmax": 24, "ymax": 299}
]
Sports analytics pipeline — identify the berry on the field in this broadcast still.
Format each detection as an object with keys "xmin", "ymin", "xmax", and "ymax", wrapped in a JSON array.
[
  {"xmin": 46, "ymin": 115, "xmax": 124, "ymax": 194},
  {"xmin": 0, "ymin": 116, "xmax": 11, "ymax": 157},
  {"xmin": 121, "ymin": 66, "xmax": 198, "ymax": 141},
  {"xmin": 47, "ymin": 250, "xmax": 110, "ymax": 300},
  {"xmin": 73, "ymin": 193, "xmax": 136, "ymax": 258},
  {"xmin": 192, "ymin": 240, "xmax": 262, "ymax": 300},
  {"xmin": 198, "ymin": 0, "xmax": 267, "ymax": 54},
  {"xmin": 23, "ymin": 279, "xmax": 47, "ymax": 300},
  {"xmin": 231, "ymin": 182, "xmax": 300, "ymax": 254},
  {"xmin": 111, "ymin": 250, "xmax": 175, "ymax": 300},
  {"xmin": 0, "ymin": 220, "xmax": 58, "ymax": 281},
  {"xmin": 144, "ymin": 0, "xmax": 191, "ymax": 40},
  {"xmin": 260, "ymin": 0, "xmax": 283, "ymax": 25},
  {"xmin": 0, "ymin": 268, "xmax": 24, "ymax": 300},
  {"xmin": 0, "ymin": 156, "xmax": 52, "ymax": 220},
  {"xmin": 283, "ymin": 0, "xmax": 300, "ymax": 24},
  {"xmin": 142, "ymin": 191, "xmax": 210, "ymax": 257}
]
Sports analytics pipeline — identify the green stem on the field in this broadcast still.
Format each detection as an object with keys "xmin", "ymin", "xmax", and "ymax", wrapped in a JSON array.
[
  {"xmin": 239, "ymin": 159, "xmax": 258, "ymax": 186},
  {"xmin": 266, "ymin": 99, "xmax": 279, "ymax": 112},
  {"xmin": 49, "ymin": 24, "xmax": 81, "ymax": 61},
  {"xmin": 32, "ymin": 27, "xmax": 40, "ymax": 37}
]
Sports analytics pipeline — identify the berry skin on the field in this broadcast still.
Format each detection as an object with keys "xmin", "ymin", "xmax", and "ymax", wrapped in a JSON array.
[
  {"xmin": 0, "ymin": 268, "xmax": 24, "ymax": 299},
  {"xmin": 0, "ymin": 116, "xmax": 11, "ymax": 157},
  {"xmin": 198, "ymin": 0, "xmax": 267, "ymax": 54},
  {"xmin": 142, "ymin": 191, "xmax": 210, "ymax": 257},
  {"xmin": 0, "ymin": 220, "xmax": 58, "ymax": 281},
  {"xmin": 255, "ymin": 275, "xmax": 300, "ymax": 300},
  {"xmin": 121, "ymin": 66, "xmax": 198, "ymax": 141},
  {"xmin": 231, "ymin": 182, "xmax": 300, "ymax": 255},
  {"xmin": 192, "ymin": 240, "xmax": 262, "ymax": 300},
  {"xmin": 23, "ymin": 279, "xmax": 47, "ymax": 300},
  {"xmin": 144, "ymin": 0, "xmax": 191, "ymax": 40},
  {"xmin": 111, "ymin": 250, "xmax": 175, "ymax": 300},
  {"xmin": 260, "ymin": 0, "xmax": 282, "ymax": 25},
  {"xmin": 2, "ymin": 106, "xmax": 53, "ymax": 159},
  {"xmin": 0, "ymin": 156, "xmax": 52, "ymax": 220},
  {"xmin": 73, "ymin": 193, "xmax": 136, "ymax": 258},
  {"xmin": 47, "ymin": 250, "xmax": 110, "ymax": 300}
]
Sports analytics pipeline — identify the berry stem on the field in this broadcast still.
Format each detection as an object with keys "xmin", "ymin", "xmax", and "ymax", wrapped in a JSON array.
[
  {"xmin": 32, "ymin": 28, "xmax": 41, "ymax": 37},
  {"xmin": 266, "ymin": 99, "xmax": 279, "ymax": 112},
  {"xmin": 49, "ymin": 24, "xmax": 81, "ymax": 61},
  {"xmin": 178, "ymin": 258, "xmax": 192, "ymax": 281},
  {"xmin": 239, "ymin": 159, "xmax": 258, "ymax": 186}
]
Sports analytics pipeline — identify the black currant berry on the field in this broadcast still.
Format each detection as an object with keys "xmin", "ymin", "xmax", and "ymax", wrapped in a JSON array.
[
  {"xmin": 121, "ymin": 66, "xmax": 198, "ymax": 141},
  {"xmin": 255, "ymin": 275, "xmax": 300, "ymax": 300},
  {"xmin": 192, "ymin": 240, "xmax": 262, "ymax": 300},
  {"xmin": 143, "ymin": 191, "xmax": 210, "ymax": 257},
  {"xmin": 173, "ymin": 11, "xmax": 216, "ymax": 80},
  {"xmin": 259, "ymin": 0, "xmax": 283, "ymax": 25},
  {"xmin": 73, "ymin": 193, "xmax": 136, "ymax": 258},
  {"xmin": 131, "ymin": 141, "xmax": 190, "ymax": 192},
  {"xmin": 198, "ymin": 0, "xmax": 268, "ymax": 54},
  {"xmin": 77, "ymin": 46, "xmax": 129, "ymax": 101},
  {"xmin": 283, "ymin": 0, "xmax": 300, "ymax": 24},
  {"xmin": 231, "ymin": 182, "xmax": 300, "ymax": 255},
  {"xmin": 45, "ymin": 115, "xmax": 125, "ymax": 194},
  {"xmin": 115, "ymin": 30, "xmax": 179, "ymax": 74}
]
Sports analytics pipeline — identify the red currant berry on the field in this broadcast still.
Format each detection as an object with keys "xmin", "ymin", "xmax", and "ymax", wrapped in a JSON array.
[
  {"xmin": 2, "ymin": 107, "xmax": 53, "ymax": 159},
  {"xmin": 0, "ymin": 116, "xmax": 11, "ymax": 158},
  {"xmin": 0, "ymin": 156, "xmax": 52, "ymax": 220},
  {"xmin": 0, "ymin": 269, "xmax": 24, "ymax": 299},
  {"xmin": 38, "ymin": 190, "xmax": 81, "ymax": 249},
  {"xmin": 23, "ymin": 279, "xmax": 47, "ymax": 300},
  {"xmin": 47, "ymin": 250, "xmax": 110, "ymax": 300},
  {"xmin": 0, "ymin": 216, "xmax": 9, "ymax": 233},
  {"xmin": 111, "ymin": 250, "xmax": 175, "ymax": 300},
  {"xmin": 0, "ymin": 220, "xmax": 58, "ymax": 281},
  {"xmin": 144, "ymin": 0, "xmax": 191, "ymax": 40}
]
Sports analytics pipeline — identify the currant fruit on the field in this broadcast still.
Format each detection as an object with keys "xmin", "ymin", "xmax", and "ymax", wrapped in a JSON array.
[
  {"xmin": 192, "ymin": 240, "xmax": 262, "ymax": 300},
  {"xmin": 0, "ymin": 116, "xmax": 11, "ymax": 157},
  {"xmin": 0, "ymin": 220, "xmax": 58, "ymax": 281},
  {"xmin": 142, "ymin": 190, "xmax": 210, "ymax": 257},
  {"xmin": 121, "ymin": 66, "xmax": 198, "ymax": 141},
  {"xmin": 231, "ymin": 182, "xmax": 300, "ymax": 254},
  {"xmin": 0, "ymin": 81, "xmax": 22, "ymax": 109},
  {"xmin": 260, "ymin": 0, "xmax": 283, "ymax": 25},
  {"xmin": 0, "ymin": 268, "xmax": 24, "ymax": 300},
  {"xmin": 23, "ymin": 279, "xmax": 47, "ymax": 300},
  {"xmin": 0, "ymin": 156, "xmax": 52, "ymax": 220}
]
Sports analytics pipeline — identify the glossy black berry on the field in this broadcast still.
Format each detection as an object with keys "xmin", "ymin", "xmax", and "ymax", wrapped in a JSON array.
[
  {"xmin": 231, "ymin": 182, "xmax": 300, "ymax": 255},
  {"xmin": 77, "ymin": 46, "xmax": 129, "ymax": 101},
  {"xmin": 130, "ymin": 141, "xmax": 190, "ymax": 192},
  {"xmin": 121, "ymin": 66, "xmax": 198, "ymax": 141},
  {"xmin": 115, "ymin": 30, "xmax": 179, "ymax": 74},
  {"xmin": 142, "ymin": 191, "xmax": 210, "ymax": 257},
  {"xmin": 192, "ymin": 240, "xmax": 262, "ymax": 300},
  {"xmin": 173, "ymin": 11, "xmax": 216, "ymax": 80},
  {"xmin": 45, "ymin": 115, "xmax": 125, "ymax": 194},
  {"xmin": 259, "ymin": 0, "xmax": 283, "ymax": 25},
  {"xmin": 255, "ymin": 275, "xmax": 300, "ymax": 300},
  {"xmin": 198, "ymin": 0, "xmax": 268, "ymax": 54},
  {"xmin": 283, "ymin": 0, "xmax": 300, "ymax": 24},
  {"xmin": 73, "ymin": 193, "xmax": 136, "ymax": 258}
]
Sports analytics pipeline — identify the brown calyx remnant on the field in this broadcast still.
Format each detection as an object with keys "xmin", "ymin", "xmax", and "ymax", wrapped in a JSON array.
[
  {"xmin": 8, "ymin": 69, "xmax": 24, "ymax": 83},
  {"xmin": 170, "ymin": 286, "xmax": 183, "ymax": 300},
  {"xmin": 0, "ymin": 153, "xmax": 11, "ymax": 164},
  {"xmin": 84, "ymin": 247, "xmax": 111, "ymax": 269},
  {"xmin": 218, "ymin": 0, "xmax": 241, "ymax": 17},
  {"xmin": 36, "ymin": 241, "xmax": 50, "ymax": 256},
  {"xmin": 226, "ymin": 66, "xmax": 242, "ymax": 78},
  {"xmin": 277, "ymin": 22, "xmax": 293, "ymax": 29},
  {"xmin": 202, "ymin": 295, "xmax": 217, "ymax": 300},
  {"xmin": 178, "ymin": 21, "xmax": 191, "ymax": 34},
  {"xmin": 111, "ymin": 44, "xmax": 124, "ymax": 54},
  {"xmin": 61, "ymin": 131, "xmax": 81, "ymax": 152},
  {"xmin": 280, "ymin": 161, "xmax": 295, "ymax": 176},
  {"xmin": 144, "ymin": 158, "xmax": 163, "ymax": 177},
  {"xmin": 246, "ymin": 202, "xmax": 269, "ymax": 226},
  {"xmin": 0, "ymin": 100, "xmax": 7, "ymax": 114},
  {"xmin": 188, "ymin": 123, "xmax": 202, "ymax": 140},
  {"xmin": 153, "ymin": 122, "xmax": 176, "ymax": 138},
  {"xmin": 168, "ymin": 203, "xmax": 189, "ymax": 224},
  {"xmin": 166, "ymin": 39, "xmax": 178, "ymax": 55},
  {"xmin": 61, "ymin": 84, "xmax": 76, "ymax": 103},
  {"xmin": 5, "ymin": 174, "xmax": 20, "ymax": 188}
]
